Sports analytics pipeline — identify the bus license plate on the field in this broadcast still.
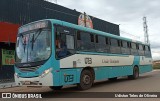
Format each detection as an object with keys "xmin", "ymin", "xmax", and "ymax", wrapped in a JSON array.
[{"xmin": 24, "ymin": 81, "xmax": 31, "ymax": 85}]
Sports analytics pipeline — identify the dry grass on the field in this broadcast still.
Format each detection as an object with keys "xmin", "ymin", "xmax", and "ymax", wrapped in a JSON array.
[{"xmin": 153, "ymin": 63, "xmax": 160, "ymax": 69}]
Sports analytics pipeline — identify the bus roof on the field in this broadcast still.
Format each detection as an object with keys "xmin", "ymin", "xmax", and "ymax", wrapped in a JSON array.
[
  {"xmin": 19, "ymin": 19, "xmax": 149, "ymax": 46},
  {"xmin": 50, "ymin": 19, "xmax": 149, "ymax": 45}
]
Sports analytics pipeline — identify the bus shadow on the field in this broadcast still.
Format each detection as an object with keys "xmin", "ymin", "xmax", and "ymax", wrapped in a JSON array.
[
  {"xmin": 40, "ymin": 74, "xmax": 155, "ymax": 98},
  {"xmin": 92, "ymin": 74, "xmax": 154, "ymax": 88}
]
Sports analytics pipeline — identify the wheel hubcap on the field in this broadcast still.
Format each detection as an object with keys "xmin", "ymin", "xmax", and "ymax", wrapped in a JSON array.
[{"xmin": 83, "ymin": 75, "xmax": 91, "ymax": 85}]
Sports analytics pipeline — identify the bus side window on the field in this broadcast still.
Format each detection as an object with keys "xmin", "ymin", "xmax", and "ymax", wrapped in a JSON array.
[
  {"xmin": 121, "ymin": 41, "xmax": 130, "ymax": 54},
  {"xmin": 76, "ymin": 31, "xmax": 95, "ymax": 51},
  {"xmin": 131, "ymin": 42, "xmax": 138, "ymax": 55},
  {"xmin": 145, "ymin": 45, "xmax": 151, "ymax": 57},
  {"xmin": 131, "ymin": 43, "xmax": 136, "ymax": 49},
  {"xmin": 95, "ymin": 35, "xmax": 109, "ymax": 53},
  {"xmin": 110, "ymin": 38, "xmax": 118, "ymax": 47},
  {"xmin": 66, "ymin": 35, "xmax": 74, "ymax": 50},
  {"xmin": 138, "ymin": 44, "xmax": 145, "ymax": 56},
  {"xmin": 55, "ymin": 25, "xmax": 76, "ymax": 58},
  {"xmin": 110, "ymin": 38, "xmax": 121, "ymax": 54}
]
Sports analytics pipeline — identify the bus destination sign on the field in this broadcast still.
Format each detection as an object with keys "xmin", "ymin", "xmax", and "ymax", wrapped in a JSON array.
[{"xmin": 19, "ymin": 21, "xmax": 48, "ymax": 33}]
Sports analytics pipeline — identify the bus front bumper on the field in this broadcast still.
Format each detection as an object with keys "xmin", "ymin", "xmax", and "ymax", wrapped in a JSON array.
[{"xmin": 14, "ymin": 72, "xmax": 53, "ymax": 86}]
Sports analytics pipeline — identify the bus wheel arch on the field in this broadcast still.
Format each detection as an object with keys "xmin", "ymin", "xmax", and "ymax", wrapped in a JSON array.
[
  {"xmin": 77, "ymin": 67, "xmax": 95, "ymax": 90},
  {"xmin": 128, "ymin": 65, "xmax": 139, "ymax": 80},
  {"xmin": 83, "ymin": 67, "xmax": 95, "ymax": 81},
  {"xmin": 49, "ymin": 86, "xmax": 63, "ymax": 90}
]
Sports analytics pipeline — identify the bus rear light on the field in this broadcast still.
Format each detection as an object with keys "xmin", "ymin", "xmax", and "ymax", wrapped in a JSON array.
[{"xmin": 40, "ymin": 68, "xmax": 52, "ymax": 78}]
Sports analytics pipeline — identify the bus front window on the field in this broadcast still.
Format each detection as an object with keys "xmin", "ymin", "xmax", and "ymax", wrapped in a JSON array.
[{"xmin": 16, "ymin": 29, "xmax": 51, "ymax": 63}]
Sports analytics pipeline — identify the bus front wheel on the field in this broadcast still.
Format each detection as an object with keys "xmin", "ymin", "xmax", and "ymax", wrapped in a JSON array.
[
  {"xmin": 77, "ymin": 69, "xmax": 93, "ymax": 90},
  {"xmin": 128, "ymin": 66, "xmax": 139, "ymax": 80},
  {"xmin": 49, "ymin": 86, "xmax": 63, "ymax": 90}
]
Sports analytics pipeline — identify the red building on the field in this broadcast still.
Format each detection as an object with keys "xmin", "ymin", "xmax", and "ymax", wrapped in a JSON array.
[
  {"xmin": 0, "ymin": 22, "xmax": 20, "ymax": 82},
  {"xmin": 0, "ymin": 22, "xmax": 20, "ymax": 43}
]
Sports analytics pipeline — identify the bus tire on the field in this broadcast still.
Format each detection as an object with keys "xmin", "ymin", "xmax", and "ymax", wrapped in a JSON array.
[
  {"xmin": 108, "ymin": 77, "xmax": 117, "ymax": 81},
  {"xmin": 77, "ymin": 69, "xmax": 93, "ymax": 90},
  {"xmin": 128, "ymin": 66, "xmax": 139, "ymax": 80},
  {"xmin": 49, "ymin": 86, "xmax": 63, "ymax": 90}
]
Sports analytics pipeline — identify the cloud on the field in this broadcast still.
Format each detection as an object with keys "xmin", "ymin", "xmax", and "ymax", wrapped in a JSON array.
[{"xmin": 48, "ymin": 0, "xmax": 160, "ymax": 60}]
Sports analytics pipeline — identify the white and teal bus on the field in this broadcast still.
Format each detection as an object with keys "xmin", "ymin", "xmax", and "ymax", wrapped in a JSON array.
[{"xmin": 15, "ymin": 19, "xmax": 152, "ymax": 90}]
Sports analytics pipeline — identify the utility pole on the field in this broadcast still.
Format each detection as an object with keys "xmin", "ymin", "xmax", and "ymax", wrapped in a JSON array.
[
  {"xmin": 84, "ymin": 12, "xmax": 86, "ymax": 27},
  {"xmin": 143, "ymin": 16, "xmax": 149, "ymax": 44}
]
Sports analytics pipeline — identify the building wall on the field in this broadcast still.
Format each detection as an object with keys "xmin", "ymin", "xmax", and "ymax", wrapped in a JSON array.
[
  {"xmin": 0, "ymin": 22, "xmax": 20, "ymax": 43},
  {"xmin": 0, "ymin": 0, "xmax": 120, "ymax": 83},
  {"xmin": 0, "ymin": 42, "xmax": 15, "ymax": 83},
  {"xmin": 0, "ymin": 22, "xmax": 19, "ymax": 83},
  {"xmin": 0, "ymin": 0, "xmax": 120, "ymax": 36}
]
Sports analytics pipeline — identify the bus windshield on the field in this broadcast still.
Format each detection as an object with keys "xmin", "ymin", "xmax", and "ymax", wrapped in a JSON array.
[{"xmin": 16, "ymin": 29, "xmax": 51, "ymax": 63}]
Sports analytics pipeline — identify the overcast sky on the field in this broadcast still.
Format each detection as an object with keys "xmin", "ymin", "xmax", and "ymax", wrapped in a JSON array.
[{"xmin": 47, "ymin": 0, "xmax": 160, "ymax": 60}]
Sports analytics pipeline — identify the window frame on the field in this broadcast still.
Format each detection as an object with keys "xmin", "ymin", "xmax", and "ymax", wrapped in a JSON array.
[
  {"xmin": 110, "ymin": 38, "xmax": 119, "ymax": 47},
  {"xmin": 76, "ymin": 30, "xmax": 95, "ymax": 52},
  {"xmin": 95, "ymin": 35, "xmax": 110, "ymax": 53},
  {"xmin": 121, "ymin": 40, "xmax": 129, "ymax": 48},
  {"xmin": 54, "ymin": 25, "xmax": 76, "ymax": 59},
  {"xmin": 54, "ymin": 24, "xmax": 151, "ymax": 57},
  {"xmin": 139, "ymin": 44, "xmax": 144, "ymax": 51},
  {"xmin": 131, "ymin": 42, "xmax": 137, "ymax": 49},
  {"xmin": 144, "ymin": 45, "xmax": 151, "ymax": 57}
]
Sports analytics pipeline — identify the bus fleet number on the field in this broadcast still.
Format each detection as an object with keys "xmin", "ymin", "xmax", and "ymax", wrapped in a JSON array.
[
  {"xmin": 64, "ymin": 75, "xmax": 74, "ymax": 83},
  {"xmin": 85, "ymin": 58, "xmax": 92, "ymax": 64}
]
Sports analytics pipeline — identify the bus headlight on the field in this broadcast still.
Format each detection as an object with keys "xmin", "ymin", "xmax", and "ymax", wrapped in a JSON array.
[
  {"xmin": 14, "ymin": 73, "xmax": 19, "ymax": 78},
  {"xmin": 40, "ymin": 68, "xmax": 52, "ymax": 78}
]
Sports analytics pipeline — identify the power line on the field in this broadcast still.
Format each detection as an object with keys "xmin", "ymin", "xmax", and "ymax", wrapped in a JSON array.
[{"xmin": 120, "ymin": 30, "xmax": 140, "ymax": 40}]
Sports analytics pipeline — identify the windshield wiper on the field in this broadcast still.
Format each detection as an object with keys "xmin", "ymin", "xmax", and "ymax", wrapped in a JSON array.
[
  {"xmin": 19, "ymin": 34, "xmax": 26, "ymax": 53},
  {"xmin": 31, "ymin": 28, "xmax": 42, "ymax": 50}
]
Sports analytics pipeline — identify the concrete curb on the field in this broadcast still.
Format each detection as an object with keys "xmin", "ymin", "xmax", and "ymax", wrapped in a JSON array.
[{"xmin": 0, "ymin": 82, "xmax": 18, "ymax": 89}]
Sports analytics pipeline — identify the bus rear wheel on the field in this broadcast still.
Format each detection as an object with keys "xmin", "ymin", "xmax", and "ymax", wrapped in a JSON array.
[
  {"xmin": 77, "ymin": 69, "xmax": 93, "ymax": 90},
  {"xmin": 49, "ymin": 86, "xmax": 63, "ymax": 90},
  {"xmin": 128, "ymin": 66, "xmax": 139, "ymax": 80}
]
